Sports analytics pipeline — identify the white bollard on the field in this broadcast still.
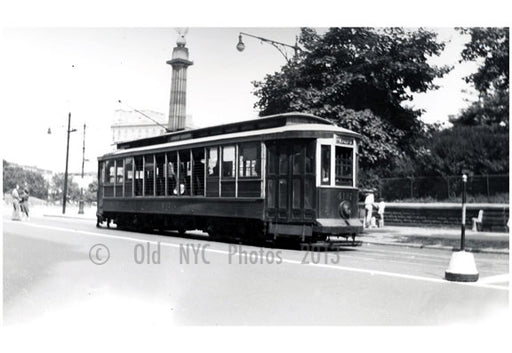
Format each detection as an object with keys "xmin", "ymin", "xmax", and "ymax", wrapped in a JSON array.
[{"xmin": 445, "ymin": 251, "xmax": 479, "ymax": 282}]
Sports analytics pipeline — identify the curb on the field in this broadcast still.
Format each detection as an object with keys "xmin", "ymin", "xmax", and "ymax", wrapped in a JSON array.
[
  {"xmin": 361, "ymin": 239, "xmax": 509, "ymax": 255},
  {"xmin": 43, "ymin": 214, "xmax": 96, "ymax": 221}
]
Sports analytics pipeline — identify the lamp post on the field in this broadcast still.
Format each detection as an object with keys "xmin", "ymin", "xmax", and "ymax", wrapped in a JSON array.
[
  {"xmin": 78, "ymin": 123, "xmax": 87, "ymax": 214},
  {"xmin": 460, "ymin": 174, "xmax": 467, "ymax": 250},
  {"xmin": 444, "ymin": 173, "xmax": 479, "ymax": 282},
  {"xmin": 236, "ymin": 32, "xmax": 300, "ymax": 62},
  {"xmin": 62, "ymin": 112, "xmax": 77, "ymax": 214}
]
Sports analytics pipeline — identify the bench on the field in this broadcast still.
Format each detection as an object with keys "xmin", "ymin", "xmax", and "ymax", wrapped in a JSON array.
[{"xmin": 473, "ymin": 208, "xmax": 509, "ymax": 232}]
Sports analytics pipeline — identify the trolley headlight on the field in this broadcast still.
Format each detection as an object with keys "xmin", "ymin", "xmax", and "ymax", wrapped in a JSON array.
[{"xmin": 338, "ymin": 201, "xmax": 352, "ymax": 219}]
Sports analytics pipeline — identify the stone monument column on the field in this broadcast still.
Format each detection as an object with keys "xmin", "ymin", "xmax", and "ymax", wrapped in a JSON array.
[{"xmin": 167, "ymin": 30, "xmax": 193, "ymax": 131}]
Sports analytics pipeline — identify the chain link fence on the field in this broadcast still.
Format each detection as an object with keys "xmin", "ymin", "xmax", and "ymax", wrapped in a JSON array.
[{"xmin": 378, "ymin": 174, "xmax": 509, "ymax": 202}]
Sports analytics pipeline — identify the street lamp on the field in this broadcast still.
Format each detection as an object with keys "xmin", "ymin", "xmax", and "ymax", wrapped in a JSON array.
[{"xmin": 236, "ymin": 32, "xmax": 301, "ymax": 62}]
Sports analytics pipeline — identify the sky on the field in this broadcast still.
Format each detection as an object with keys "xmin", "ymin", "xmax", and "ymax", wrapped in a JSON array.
[{"xmin": 1, "ymin": 26, "xmax": 479, "ymax": 175}]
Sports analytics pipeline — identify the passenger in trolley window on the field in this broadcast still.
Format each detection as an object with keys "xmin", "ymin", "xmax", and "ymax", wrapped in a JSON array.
[{"xmin": 168, "ymin": 162, "xmax": 178, "ymax": 195}]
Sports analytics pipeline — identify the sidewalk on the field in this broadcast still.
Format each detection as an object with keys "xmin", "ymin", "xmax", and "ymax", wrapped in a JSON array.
[
  {"xmin": 360, "ymin": 225, "xmax": 509, "ymax": 254},
  {"xmin": 40, "ymin": 205, "xmax": 96, "ymax": 220},
  {"xmin": 5, "ymin": 204, "xmax": 97, "ymax": 221}
]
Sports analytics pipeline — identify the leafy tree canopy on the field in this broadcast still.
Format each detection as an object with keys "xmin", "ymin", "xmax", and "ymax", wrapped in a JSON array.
[
  {"xmin": 451, "ymin": 27, "xmax": 509, "ymax": 128},
  {"xmin": 253, "ymin": 27, "xmax": 450, "ymax": 171},
  {"xmin": 3, "ymin": 160, "xmax": 49, "ymax": 200},
  {"xmin": 415, "ymin": 125, "xmax": 509, "ymax": 176},
  {"xmin": 49, "ymin": 173, "xmax": 81, "ymax": 203}
]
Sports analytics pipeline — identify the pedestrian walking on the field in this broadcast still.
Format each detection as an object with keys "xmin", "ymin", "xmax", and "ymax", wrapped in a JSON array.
[
  {"xmin": 377, "ymin": 198, "xmax": 386, "ymax": 227},
  {"xmin": 19, "ymin": 183, "xmax": 30, "ymax": 220},
  {"xmin": 364, "ymin": 190, "xmax": 375, "ymax": 228},
  {"xmin": 11, "ymin": 184, "xmax": 22, "ymax": 221}
]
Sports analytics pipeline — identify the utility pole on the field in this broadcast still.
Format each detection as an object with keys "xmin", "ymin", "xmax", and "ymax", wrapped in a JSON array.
[
  {"xmin": 78, "ymin": 123, "xmax": 87, "ymax": 214},
  {"xmin": 63, "ymin": 113, "xmax": 72, "ymax": 214}
]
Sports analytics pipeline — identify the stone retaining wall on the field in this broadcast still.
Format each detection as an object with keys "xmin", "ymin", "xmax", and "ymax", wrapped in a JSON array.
[{"xmin": 360, "ymin": 203, "xmax": 509, "ymax": 232}]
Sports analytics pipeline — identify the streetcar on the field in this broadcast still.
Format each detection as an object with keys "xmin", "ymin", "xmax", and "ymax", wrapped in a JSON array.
[{"xmin": 96, "ymin": 112, "xmax": 363, "ymax": 243}]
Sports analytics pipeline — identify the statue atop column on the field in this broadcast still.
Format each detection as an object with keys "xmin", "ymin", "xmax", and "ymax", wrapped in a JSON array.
[{"xmin": 167, "ymin": 28, "xmax": 193, "ymax": 132}]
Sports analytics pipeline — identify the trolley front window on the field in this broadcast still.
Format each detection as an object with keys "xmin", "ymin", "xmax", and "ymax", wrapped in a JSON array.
[{"xmin": 335, "ymin": 146, "xmax": 353, "ymax": 186}]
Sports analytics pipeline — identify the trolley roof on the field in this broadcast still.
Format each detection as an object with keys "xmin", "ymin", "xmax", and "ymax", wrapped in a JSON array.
[{"xmin": 115, "ymin": 112, "xmax": 349, "ymax": 150}]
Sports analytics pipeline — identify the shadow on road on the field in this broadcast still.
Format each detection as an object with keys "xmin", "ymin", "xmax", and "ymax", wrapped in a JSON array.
[{"xmin": 99, "ymin": 224, "xmax": 361, "ymax": 253}]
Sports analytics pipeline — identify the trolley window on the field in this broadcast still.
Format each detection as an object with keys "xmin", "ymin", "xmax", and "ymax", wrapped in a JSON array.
[
  {"xmin": 99, "ymin": 161, "xmax": 105, "ymax": 186},
  {"xmin": 305, "ymin": 141, "xmax": 315, "ymax": 174},
  {"xmin": 124, "ymin": 157, "xmax": 133, "ymax": 197},
  {"xmin": 292, "ymin": 144, "xmax": 303, "ymax": 175},
  {"xmin": 102, "ymin": 160, "xmax": 114, "ymax": 197},
  {"xmin": 192, "ymin": 148, "xmax": 205, "ymax": 196},
  {"xmin": 207, "ymin": 147, "xmax": 219, "ymax": 176},
  {"xmin": 144, "ymin": 155, "xmax": 155, "ymax": 196},
  {"xmin": 206, "ymin": 147, "xmax": 219, "ymax": 197},
  {"xmin": 179, "ymin": 150, "xmax": 191, "ymax": 196},
  {"xmin": 222, "ymin": 145, "xmax": 235, "ymax": 178},
  {"xmin": 221, "ymin": 145, "xmax": 236, "ymax": 197},
  {"xmin": 321, "ymin": 145, "xmax": 331, "ymax": 185},
  {"xmin": 155, "ymin": 153, "xmax": 166, "ymax": 196},
  {"xmin": 335, "ymin": 146, "xmax": 353, "ymax": 186},
  {"xmin": 238, "ymin": 143, "xmax": 260, "ymax": 178},
  {"xmin": 115, "ymin": 159, "xmax": 124, "ymax": 184},
  {"xmin": 238, "ymin": 142, "xmax": 261, "ymax": 197},
  {"xmin": 115, "ymin": 159, "xmax": 123, "ymax": 197},
  {"xmin": 105, "ymin": 160, "xmax": 115, "ymax": 184},
  {"xmin": 167, "ymin": 151, "xmax": 178, "ymax": 196},
  {"xmin": 134, "ymin": 156, "xmax": 143, "ymax": 196}
]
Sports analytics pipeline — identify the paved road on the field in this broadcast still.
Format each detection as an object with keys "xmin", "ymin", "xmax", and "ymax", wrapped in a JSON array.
[{"xmin": 3, "ymin": 214, "xmax": 509, "ymax": 326}]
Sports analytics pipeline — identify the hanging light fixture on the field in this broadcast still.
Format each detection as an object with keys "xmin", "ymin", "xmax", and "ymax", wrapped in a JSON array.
[{"xmin": 236, "ymin": 34, "xmax": 245, "ymax": 52}]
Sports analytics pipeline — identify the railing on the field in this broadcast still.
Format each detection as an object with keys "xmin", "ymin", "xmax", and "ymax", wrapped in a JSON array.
[{"xmin": 378, "ymin": 174, "xmax": 509, "ymax": 202}]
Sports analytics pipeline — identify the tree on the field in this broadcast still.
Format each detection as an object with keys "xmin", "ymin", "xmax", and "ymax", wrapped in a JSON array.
[
  {"xmin": 3, "ymin": 160, "xmax": 49, "ymax": 200},
  {"xmin": 253, "ymin": 27, "xmax": 450, "ymax": 176},
  {"xmin": 84, "ymin": 179, "xmax": 98, "ymax": 203},
  {"xmin": 415, "ymin": 125, "xmax": 509, "ymax": 176},
  {"xmin": 50, "ymin": 173, "xmax": 80, "ymax": 203},
  {"xmin": 451, "ymin": 27, "xmax": 509, "ymax": 128}
]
